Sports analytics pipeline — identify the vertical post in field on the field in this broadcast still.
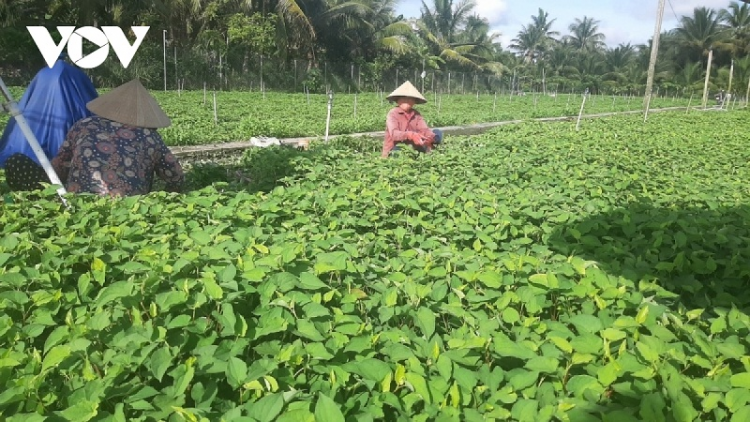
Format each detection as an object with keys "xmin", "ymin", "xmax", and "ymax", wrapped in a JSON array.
[
  {"xmin": 643, "ymin": 0, "xmax": 666, "ymax": 122},
  {"xmin": 576, "ymin": 90, "xmax": 588, "ymax": 131},
  {"xmin": 213, "ymin": 91, "xmax": 218, "ymax": 125},
  {"xmin": 702, "ymin": 49, "xmax": 714, "ymax": 109}
]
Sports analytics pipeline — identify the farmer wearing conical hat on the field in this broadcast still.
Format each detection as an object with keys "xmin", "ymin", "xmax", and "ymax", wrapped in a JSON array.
[
  {"xmin": 48, "ymin": 79, "xmax": 185, "ymax": 196},
  {"xmin": 382, "ymin": 81, "xmax": 443, "ymax": 158},
  {"xmin": 5, "ymin": 79, "xmax": 184, "ymax": 197}
]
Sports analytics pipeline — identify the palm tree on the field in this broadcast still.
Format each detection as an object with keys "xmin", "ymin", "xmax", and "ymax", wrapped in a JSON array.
[
  {"xmin": 566, "ymin": 16, "xmax": 605, "ymax": 52},
  {"xmin": 545, "ymin": 39, "xmax": 579, "ymax": 80},
  {"xmin": 416, "ymin": 0, "xmax": 497, "ymax": 71},
  {"xmin": 510, "ymin": 25, "xmax": 545, "ymax": 63},
  {"xmin": 673, "ymin": 61, "xmax": 705, "ymax": 90},
  {"xmin": 602, "ymin": 43, "xmax": 636, "ymax": 84},
  {"xmin": 419, "ymin": 0, "xmax": 476, "ymax": 43},
  {"xmin": 336, "ymin": 0, "xmax": 414, "ymax": 60},
  {"xmin": 720, "ymin": 1, "xmax": 750, "ymax": 55},
  {"xmin": 510, "ymin": 8, "xmax": 558, "ymax": 64},
  {"xmin": 673, "ymin": 7, "xmax": 731, "ymax": 64}
]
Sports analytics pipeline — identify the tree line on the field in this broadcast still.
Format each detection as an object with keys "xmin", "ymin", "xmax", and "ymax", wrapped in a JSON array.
[{"xmin": 0, "ymin": 0, "xmax": 748, "ymax": 95}]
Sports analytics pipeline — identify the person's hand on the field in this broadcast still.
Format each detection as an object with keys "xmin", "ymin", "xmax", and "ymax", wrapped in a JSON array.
[{"xmin": 408, "ymin": 132, "xmax": 424, "ymax": 145}]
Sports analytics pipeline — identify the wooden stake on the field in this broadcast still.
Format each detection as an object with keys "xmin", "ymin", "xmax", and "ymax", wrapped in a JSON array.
[
  {"xmin": 576, "ymin": 92, "xmax": 587, "ymax": 131},
  {"xmin": 213, "ymin": 91, "xmax": 218, "ymax": 125},
  {"xmin": 702, "ymin": 49, "xmax": 714, "ymax": 109},
  {"xmin": 643, "ymin": 0, "xmax": 666, "ymax": 122}
]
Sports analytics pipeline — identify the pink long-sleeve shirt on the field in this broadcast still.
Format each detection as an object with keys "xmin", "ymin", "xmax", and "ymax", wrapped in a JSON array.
[{"xmin": 382, "ymin": 107, "xmax": 436, "ymax": 158}]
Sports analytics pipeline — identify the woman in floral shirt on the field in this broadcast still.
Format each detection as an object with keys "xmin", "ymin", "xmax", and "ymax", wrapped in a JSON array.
[
  {"xmin": 51, "ymin": 116, "xmax": 183, "ymax": 196},
  {"xmin": 5, "ymin": 79, "xmax": 184, "ymax": 197}
]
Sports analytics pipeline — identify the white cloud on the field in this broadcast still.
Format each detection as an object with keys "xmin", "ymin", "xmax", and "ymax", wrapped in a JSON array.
[
  {"xmin": 474, "ymin": 0, "xmax": 510, "ymax": 26},
  {"xmin": 669, "ymin": 0, "xmax": 730, "ymax": 16},
  {"xmin": 598, "ymin": 24, "xmax": 637, "ymax": 47},
  {"xmin": 615, "ymin": 0, "xmax": 732, "ymax": 24}
]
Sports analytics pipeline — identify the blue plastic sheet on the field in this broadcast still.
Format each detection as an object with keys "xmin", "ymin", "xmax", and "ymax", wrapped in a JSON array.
[{"xmin": 0, "ymin": 58, "xmax": 98, "ymax": 167}]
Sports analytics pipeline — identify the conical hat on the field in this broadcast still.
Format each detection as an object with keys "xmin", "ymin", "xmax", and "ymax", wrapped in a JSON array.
[
  {"xmin": 387, "ymin": 81, "xmax": 427, "ymax": 104},
  {"xmin": 86, "ymin": 79, "xmax": 171, "ymax": 128}
]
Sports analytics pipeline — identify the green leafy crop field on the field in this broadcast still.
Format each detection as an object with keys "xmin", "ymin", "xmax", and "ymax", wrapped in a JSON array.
[
  {"xmin": 0, "ymin": 86, "xmax": 694, "ymax": 146},
  {"xmin": 1, "ymin": 110, "xmax": 749, "ymax": 422}
]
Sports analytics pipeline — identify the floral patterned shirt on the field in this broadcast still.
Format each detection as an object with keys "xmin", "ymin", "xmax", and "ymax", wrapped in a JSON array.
[{"xmin": 51, "ymin": 116, "xmax": 184, "ymax": 196}]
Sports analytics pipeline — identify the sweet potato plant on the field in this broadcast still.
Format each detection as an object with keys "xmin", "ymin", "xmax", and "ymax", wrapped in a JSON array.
[{"xmin": 1, "ymin": 110, "xmax": 749, "ymax": 422}]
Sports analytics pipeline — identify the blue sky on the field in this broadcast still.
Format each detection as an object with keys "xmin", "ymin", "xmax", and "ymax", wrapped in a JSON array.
[{"xmin": 396, "ymin": 0, "xmax": 735, "ymax": 49}]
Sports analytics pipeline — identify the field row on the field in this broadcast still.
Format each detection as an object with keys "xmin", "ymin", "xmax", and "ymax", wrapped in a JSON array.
[
  {"xmin": 0, "ymin": 87, "xmax": 697, "ymax": 146},
  {"xmin": 1, "ymin": 110, "xmax": 749, "ymax": 421}
]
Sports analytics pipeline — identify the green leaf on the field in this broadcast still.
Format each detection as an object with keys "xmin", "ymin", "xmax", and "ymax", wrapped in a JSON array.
[
  {"xmin": 315, "ymin": 393, "xmax": 345, "ymax": 422},
  {"xmin": 296, "ymin": 320, "xmax": 325, "ymax": 341},
  {"xmin": 636, "ymin": 305, "xmax": 649, "ymax": 324},
  {"xmin": 405, "ymin": 372, "xmax": 432, "ymax": 404},
  {"xmin": 548, "ymin": 336, "xmax": 573, "ymax": 354},
  {"xmin": 346, "ymin": 358, "xmax": 391, "ymax": 383},
  {"xmin": 525, "ymin": 357, "xmax": 559, "ymax": 374},
  {"xmin": 730, "ymin": 373, "xmax": 750, "ymax": 389},
  {"xmin": 305, "ymin": 342, "xmax": 334, "ymax": 360},
  {"xmin": 248, "ymin": 393, "xmax": 285, "ymax": 422},
  {"xmin": 725, "ymin": 388, "xmax": 750, "ymax": 412},
  {"xmin": 636, "ymin": 342, "xmax": 660, "ymax": 363},
  {"xmin": 56, "ymin": 400, "xmax": 98, "ymax": 421},
  {"xmin": 436, "ymin": 354, "xmax": 453, "ymax": 381},
  {"xmin": 494, "ymin": 337, "xmax": 536, "ymax": 360},
  {"xmin": 568, "ymin": 314, "xmax": 603, "ymax": 334},
  {"xmin": 672, "ymin": 399, "xmax": 698, "ymax": 422},
  {"xmin": 602, "ymin": 410, "xmax": 640, "ymax": 422},
  {"xmin": 277, "ymin": 409, "xmax": 315, "ymax": 422},
  {"xmin": 566, "ymin": 375, "xmax": 604, "ymax": 397},
  {"xmin": 94, "ymin": 281, "xmax": 132, "ymax": 308},
  {"xmin": 502, "ymin": 307, "xmax": 520, "ymax": 324},
  {"xmin": 0, "ymin": 253, "xmax": 12, "ymax": 267},
  {"xmin": 710, "ymin": 317, "xmax": 727, "ymax": 334},
  {"xmin": 731, "ymin": 405, "xmax": 750, "ymax": 422},
  {"xmin": 597, "ymin": 361, "xmax": 621, "ymax": 386},
  {"xmin": 219, "ymin": 264, "xmax": 237, "ymax": 284},
  {"xmin": 299, "ymin": 272, "xmax": 329, "ymax": 290},
  {"xmin": 511, "ymin": 399, "xmax": 539, "ymax": 422},
  {"xmin": 6, "ymin": 413, "xmax": 46, "ymax": 422},
  {"xmin": 227, "ymin": 357, "xmax": 248, "ymax": 388},
  {"xmin": 415, "ymin": 307, "xmax": 436, "ymax": 338},
  {"xmin": 150, "ymin": 347, "xmax": 172, "ymax": 382},
  {"xmin": 509, "ymin": 370, "xmax": 539, "ymax": 390},
  {"xmin": 477, "ymin": 271, "xmax": 502, "ymax": 288},
  {"xmin": 190, "ymin": 229, "xmax": 212, "ymax": 245},
  {"xmin": 639, "ymin": 393, "xmax": 666, "ymax": 422},
  {"xmin": 315, "ymin": 252, "xmax": 348, "ymax": 273},
  {"xmin": 202, "ymin": 276, "xmax": 224, "ymax": 300},
  {"xmin": 42, "ymin": 345, "xmax": 71, "ymax": 372},
  {"xmin": 44, "ymin": 326, "xmax": 69, "ymax": 354},
  {"xmin": 600, "ymin": 328, "xmax": 626, "ymax": 341}
]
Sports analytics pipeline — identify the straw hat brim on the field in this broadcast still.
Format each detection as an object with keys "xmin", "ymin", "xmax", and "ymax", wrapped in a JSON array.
[
  {"xmin": 387, "ymin": 81, "xmax": 427, "ymax": 104},
  {"xmin": 86, "ymin": 79, "xmax": 171, "ymax": 128}
]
